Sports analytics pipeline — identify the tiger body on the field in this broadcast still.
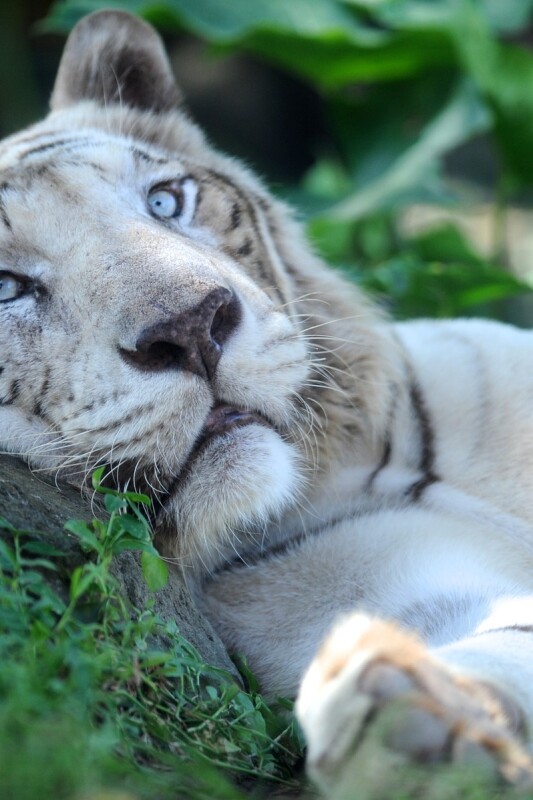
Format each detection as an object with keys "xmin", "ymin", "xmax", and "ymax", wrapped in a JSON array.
[
  {"xmin": 206, "ymin": 318, "xmax": 533, "ymax": 698},
  {"xmin": 3, "ymin": 11, "xmax": 533, "ymax": 795}
]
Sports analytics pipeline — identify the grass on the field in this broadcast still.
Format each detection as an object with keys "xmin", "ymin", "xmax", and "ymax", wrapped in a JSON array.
[{"xmin": 0, "ymin": 473, "xmax": 305, "ymax": 800}]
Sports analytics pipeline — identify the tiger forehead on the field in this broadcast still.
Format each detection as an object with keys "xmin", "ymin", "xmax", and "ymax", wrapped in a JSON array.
[
  {"xmin": 0, "ymin": 132, "xmax": 249, "ymax": 210},
  {"xmin": 0, "ymin": 125, "xmax": 174, "ymax": 168},
  {"xmin": 0, "ymin": 142, "xmax": 178, "ymax": 191}
]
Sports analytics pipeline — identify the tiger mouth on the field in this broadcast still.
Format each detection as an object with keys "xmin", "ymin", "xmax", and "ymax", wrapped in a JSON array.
[
  {"xmin": 154, "ymin": 404, "xmax": 275, "ymax": 511},
  {"xmin": 198, "ymin": 404, "xmax": 272, "ymax": 446}
]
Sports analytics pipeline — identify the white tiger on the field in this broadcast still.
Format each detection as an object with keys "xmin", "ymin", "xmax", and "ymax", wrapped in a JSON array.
[{"xmin": 2, "ymin": 10, "xmax": 533, "ymax": 796}]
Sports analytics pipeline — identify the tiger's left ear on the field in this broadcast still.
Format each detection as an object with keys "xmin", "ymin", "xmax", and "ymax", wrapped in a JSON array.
[{"xmin": 51, "ymin": 10, "xmax": 182, "ymax": 113}]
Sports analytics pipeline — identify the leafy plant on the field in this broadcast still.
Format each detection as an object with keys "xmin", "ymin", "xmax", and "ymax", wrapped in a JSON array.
[{"xmin": 0, "ymin": 479, "xmax": 304, "ymax": 800}]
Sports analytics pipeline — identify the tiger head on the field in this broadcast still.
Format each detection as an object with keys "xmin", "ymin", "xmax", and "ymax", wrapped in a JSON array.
[{"xmin": 0, "ymin": 11, "xmax": 388, "ymax": 571}]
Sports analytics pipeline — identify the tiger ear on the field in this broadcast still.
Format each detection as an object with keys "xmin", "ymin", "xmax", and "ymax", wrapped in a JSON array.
[{"xmin": 51, "ymin": 10, "xmax": 182, "ymax": 113}]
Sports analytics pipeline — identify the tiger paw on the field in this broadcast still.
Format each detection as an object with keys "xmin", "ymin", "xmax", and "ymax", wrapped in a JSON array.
[{"xmin": 296, "ymin": 615, "xmax": 533, "ymax": 800}]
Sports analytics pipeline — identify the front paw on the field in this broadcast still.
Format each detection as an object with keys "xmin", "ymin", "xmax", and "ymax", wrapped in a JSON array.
[{"xmin": 296, "ymin": 615, "xmax": 533, "ymax": 799}]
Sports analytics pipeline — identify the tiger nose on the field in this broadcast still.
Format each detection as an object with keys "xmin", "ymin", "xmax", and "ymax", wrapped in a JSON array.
[{"xmin": 122, "ymin": 287, "xmax": 241, "ymax": 380}]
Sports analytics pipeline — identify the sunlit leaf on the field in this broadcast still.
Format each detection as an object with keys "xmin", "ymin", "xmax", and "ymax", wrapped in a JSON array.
[{"xmin": 141, "ymin": 551, "xmax": 169, "ymax": 591}]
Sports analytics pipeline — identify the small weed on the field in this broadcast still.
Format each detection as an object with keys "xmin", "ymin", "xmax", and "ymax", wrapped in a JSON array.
[{"xmin": 0, "ymin": 473, "xmax": 304, "ymax": 800}]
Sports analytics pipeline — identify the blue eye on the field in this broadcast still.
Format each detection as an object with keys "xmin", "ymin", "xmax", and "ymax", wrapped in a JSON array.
[
  {"xmin": 148, "ymin": 186, "xmax": 182, "ymax": 219},
  {"xmin": 0, "ymin": 272, "xmax": 25, "ymax": 302}
]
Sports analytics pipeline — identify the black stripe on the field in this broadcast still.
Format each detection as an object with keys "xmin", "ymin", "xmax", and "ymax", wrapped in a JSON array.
[
  {"xmin": 0, "ymin": 183, "xmax": 11, "ymax": 230},
  {"xmin": 1, "ymin": 378, "xmax": 21, "ymax": 406},
  {"xmin": 12, "ymin": 129, "xmax": 63, "ymax": 147},
  {"xmin": 237, "ymin": 238, "xmax": 253, "ymax": 257},
  {"xmin": 410, "ymin": 380, "xmax": 435, "ymax": 474},
  {"xmin": 205, "ymin": 169, "xmax": 286, "ymax": 304},
  {"xmin": 365, "ymin": 438, "xmax": 392, "ymax": 492},
  {"xmin": 364, "ymin": 386, "xmax": 399, "ymax": 492},
  {"xmin": 206, "ymin": 171, "xmax": 260, "ymax": 231},
  {"xmin": 131, "ymin": 147, "xmax": 168, "ymax": 166},
  {"xmin": 406, "ymin": 472, "xmax": 438, "ymax": 501},
  {"xmin": 209, "ymin": 501, "xmax": 391, "ymax": 577},
  {"xmin": 479, "ymin": 625, "xmax": 533, "ymax": 636},
  {"xmin": 19, "ymin": 137, "xmax": 108, "ymax": 161},
  {"xmin": 251, "ymin": 258, "xmax": 274, "ymax": 288},
  {"xmin": 229, "ymin": 201, "xmax": 242, "ymax": 231},
  {"xmin": 32, "ymin": 367, "xmax": 51, "ymax": 419},
  {"xmin": 18, "ymin": 136, "xmax": 167, "ymax": 165},
  {"xmin": 279, "ymin": 259, "xmax": 298, "ymax": 279},
  {"xmin": 405, "ymin": 376, "xmax": 439, "ymax": 500},
  {"xmin": 19, "ymin": 138, "xmax": 80, "ymax": 159}
]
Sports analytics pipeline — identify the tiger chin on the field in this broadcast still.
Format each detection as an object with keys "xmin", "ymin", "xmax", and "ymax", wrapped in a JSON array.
[{"xmin": 3, "ymin": 9, "xmax": 533, "ymax": 796}]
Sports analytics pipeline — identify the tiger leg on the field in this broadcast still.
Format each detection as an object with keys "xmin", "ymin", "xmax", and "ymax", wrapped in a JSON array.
[{"xmin": 296, "ymin": 611, "xmax": 533, "ymax": 800}]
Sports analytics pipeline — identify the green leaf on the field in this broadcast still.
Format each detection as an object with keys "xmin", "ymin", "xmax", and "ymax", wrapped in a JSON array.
[
  {"xmin": 293, "ymin": 69, "xmax": 462, "ymax": 219},
  {"xmin": 247, "ymin": 27, "xmax": 452, "ymax": 86},
  {"xmin": 0, "ymin": 515, "xmax": 15, "ymax": 531},
  {"xmin": 356, "ymin": 238, "xmax": 531, "ymax": 320},
  {"xmin": 323, "ymin": 79, "xmax": 490, "ymax": 221},
  {"xmin": 345, "ymin": 0, "xmax": 533, "ymax": 34},
  {"xmin": 19, "ymin": 557, "xmax": 58, "ymax": 572},
  {"xmin": 0, "ymin": 539, "xmax": 16, "ymax": 569},
  {"xmin": 482, "ymin": 0, "xmax": 533, "ymax": 34},
  {"xmin": 114, "ymin": 515, "xmax": 150, "ymax": 540},
  {"xmin": 104, "ymin": 494, "xmax": 128, "ymax": 513},
  {"xmin": 44, "ymin": 0, "xmax": 381, "ymax": 42},
  {"xmin": 124, "ymin": 492, "xmax": 152, "ymax": 505},
  {"xmin": 64, "ymin": 520, "xmax": 101, "ymax": 553},
  {"xmin": 345, "ymin": 0, "xmax": 454, "ymax": 29},
  {"xmin": 91, "ymin": 465, "xmax": 106, "ymax": 489},
  {"xmin": 21, "ymin": 541, "xmax": 68, "ymax": 558},
  {"xmin": 112, "ymin": 538, "xmax": 158, "ymax": 555},
  {"xmin": 69, "ymin": 565, "xmax": 96, "ymax": 601},
  {"xmin": 453, "ymin": 3, "xmax": 533, "ymax": 185},
  {"xmin": 43, "ymin": 0, "xmax": 456, "ymax": 88},
  {"xmin": 412, "ymin": 222, "xmax": 482, "ymax": 265},
  {"xmin": 141, "ymin": 552, "xmax": 169, "ymax": 592}
]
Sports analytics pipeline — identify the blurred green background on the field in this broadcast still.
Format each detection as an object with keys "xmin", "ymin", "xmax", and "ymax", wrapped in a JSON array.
[{"xmin": 4, "ymin": 0, "xmax": 533, "ymax": 323}]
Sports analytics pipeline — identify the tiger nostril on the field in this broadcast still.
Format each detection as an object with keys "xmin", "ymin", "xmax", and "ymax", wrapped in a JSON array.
[
  {"xmin": 121, "ymin": 287, "xmax": 242, "ymax": 380},
  {"xmin": 210, "ymin": 294, "xmax": 241, "ymax": 348},
  {"xmin": 142, "ymin": 340, "xmax": 188, "ymax": 371}
]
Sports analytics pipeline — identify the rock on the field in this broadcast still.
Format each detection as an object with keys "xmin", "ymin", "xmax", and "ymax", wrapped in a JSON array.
[{"xmin": 0, "ymin": 453, "xmax": 238, "ymax": 677}]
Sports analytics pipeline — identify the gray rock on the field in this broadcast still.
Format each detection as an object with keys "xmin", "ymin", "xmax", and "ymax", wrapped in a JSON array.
[{"xmin": 0, "ymin": 453, "xmax": 238, "ymax": 677}]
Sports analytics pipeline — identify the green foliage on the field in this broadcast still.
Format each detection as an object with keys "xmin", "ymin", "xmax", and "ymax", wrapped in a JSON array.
[
  {"xmin": 308, "ymin": 218, "xmax": 531, "ymax": 319},
  {"xmin": 0, "ymin": 480, "xmax": 304, "ymax": 800},
  {"xmin": 43, "ymin": 0, "xmax": 533, "ymax": 321}
]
